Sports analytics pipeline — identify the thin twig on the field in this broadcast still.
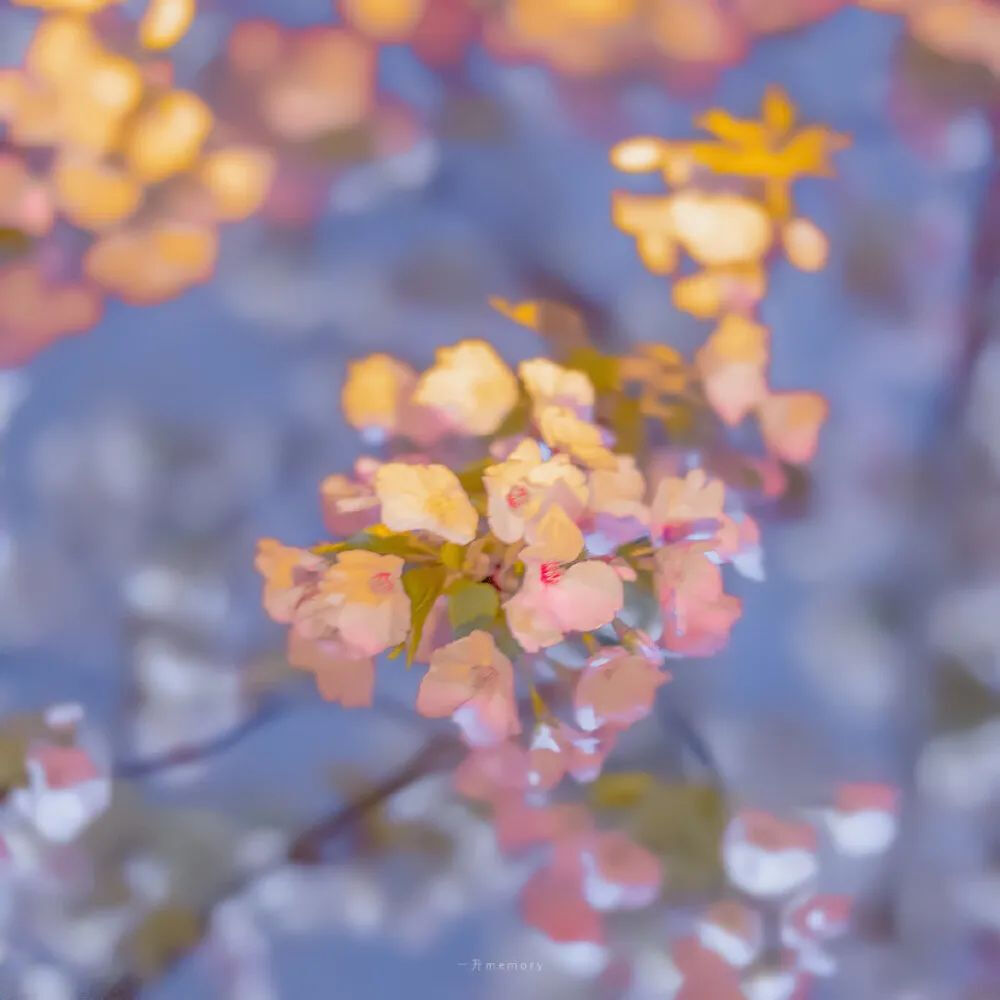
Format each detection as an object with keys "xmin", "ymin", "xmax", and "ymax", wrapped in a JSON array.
[{"xmin": 97, "ymin": 732, "xmax": 462, "ymax": 999}]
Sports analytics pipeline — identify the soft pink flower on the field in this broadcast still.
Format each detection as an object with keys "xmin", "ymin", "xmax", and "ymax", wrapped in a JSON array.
[
  {"xmin": 574, "ymin": 646, "xmax": 670, "ymax": 732},
  {"xmin": 656, "ymin": 543, "xmax": 742, "ymax": 656},
  {"xmin": 297, "ymin": 550, "xmax": 410, "ymax": 655},
  {"xmin": 585, "ymin": 455, "xmax": 650, "ymax": 552},
  {"xmin": 580, "ymin": 830, "xmax": 662, "ymax": 911},
  {"xmin": 493, "ymin": 799, "xmax": 591, "ymax": 854},
  {"xmin": 722, "ymin": 810, "xmax": 818, "ymax": 899},
  {"xmin": 255, "ymin": 538, "xmax": 325, "ymax": 623},
  {"xmin": 416, "ymin": 631, "xmax": 521, "ymax": 745},
  {"xmin": 521, "ymin": 841, "xmax": 605, "ymax": 944},
  {"xmin": 757, "ymin": 391, "xmax": 828, "ymax": 464},
  {"xmin": 504, "ymin": 506, "xmax": 624, "ymax": 651},
  {"xmin": 661, "ymin": 590, "xmax": 742, "ymax": 656},
  {"xmin": 505, "ymin": 558, "xmax": 624, "ymax": 652},
  {"xmin": 453, "ymin": 742, "xmax": 530, "ymax": 803},
  {"xmin": 697, "ymin": 900, "xmax": 764, "ymax": 968},
  {"xmin": 320, "ymin": 466, "xmax": 380, "ymax": 537},
  {"xmin": 650, "ymin": 468, "xmax": 725, "ymax": 543},
  {"xmin": 12, "ymin": 744, "xmax": 110, "ymax": 843},
  {"xmin": 527, "ymin": 721, "xmax": 619, "ymax": 786},
  {"xmin": 715, "ymin": 512, "xmax": 764, "ymax": 581},
  {"xmin": 671, "ymin": 937, "xmax": 745, "ymax": 1000},
  {"xmin": 287, "ymin": 627, "xmax": 375, "ymax": 707},
  {"xmin": 695, "ymin": 314, "xmax": 770, "ymax": 426},
  {"xmin": 824, "ymin": 782, "xmax": 899, "ymax": 857}
]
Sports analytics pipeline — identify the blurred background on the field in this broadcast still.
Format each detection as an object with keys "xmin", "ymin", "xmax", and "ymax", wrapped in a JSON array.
[{"xmin": 0, "ymin": 0, "xmax": 998, "ymax": 997}]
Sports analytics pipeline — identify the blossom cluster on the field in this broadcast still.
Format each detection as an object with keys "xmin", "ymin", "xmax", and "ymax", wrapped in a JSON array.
[
  {"xmin": 0, "ymin": 1, "xmax": 426, "ymax": 365},
  {"xmin": 335, "ymin": 0, "xmax": 851, "ymax": 79},
  {"xmin": 256, "ymin": 283, "xmax": 830, "ymax": 943},
  {"xmin": 0, "ymin": 1, "xmax": 276, "ymax": 363}
]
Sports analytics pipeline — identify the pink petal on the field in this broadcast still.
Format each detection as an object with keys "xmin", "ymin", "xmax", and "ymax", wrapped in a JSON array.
[
  {"xmin": 574, "ymin": 647, "xmax": 670, "ymax": 732},
  {"xmin": 545, "ymin": 560, "xmax": 624, "ymax": 634},
  {"xmin": 287, "ymin": 629, "xmax": 374, "ymax": 707},
  {"xmin": 581, "ymin": 830, "xmax": 662, "ymax": 910}
]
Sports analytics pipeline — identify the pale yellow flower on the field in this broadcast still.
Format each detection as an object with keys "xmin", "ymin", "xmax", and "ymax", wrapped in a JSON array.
[
  {"xmin": 483, "ymin": 438, "xmax": 587, "ymax": 544},
  {"xmin": 588, "ymin": 454, "xmax": 647, "ymax": 521},
  {"xmin": 668, "ymin": 190, "xmax": 773, "ymax": 267},
  {"xmin": 781, "ymin": 217, "xmax": 829, "ymax": 272},
  {"xmin": 414, "ymin": 339, "xmax": 518, "ymax": 436},
  {"xmin": 650, "ymin": 468, "xmax": 725, "ymax": 542},
  {"xmin": 520, "ymin": 503, "xmax": 585, "ymax": 564},
  {"xmin": 518, "ymin": 357, "xmax": 594, "ymax": 417},
  {"xmin": 341, "ymin": 353, "xmax": 417, "ymax": 435},
  {"xmin": 374, "ymin": 462, "xmax": 479, "ymax": 544},
  {"xmin": 536, "ymin": 405, "xmax": 616, "ymax": 470},
  {"xmin": 695, "ymin": 314, "xmax": 770, "ymax": 426}
]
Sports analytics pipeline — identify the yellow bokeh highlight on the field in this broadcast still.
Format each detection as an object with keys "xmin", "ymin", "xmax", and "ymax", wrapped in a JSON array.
[
  {"xmin": 53, "ymin": 152, "xmax": 144, "ymax": 230},
  {"xmin": 339, "ymin": 0, "xmax": 427, "ymax": 40},
  {"xmin": 139, "ymin": 0, "xmax": 196, "ymax": 51},
  {"xmin": 125, "ymin": 90, "xmax": 213, "ymax": 183},
  {"xmin": 198, "ymin": 147, "xmax": 275, "ymax": 221},
  {"xmin": 84, "ymin": 222, "xmax": 218, "ymax": 303}
]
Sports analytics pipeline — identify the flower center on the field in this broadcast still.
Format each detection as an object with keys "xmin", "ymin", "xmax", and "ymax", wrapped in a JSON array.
[
  {"xmin": 539, "ymin": 561, "xmax": 562, "ymax": 586},
  {"xmin": 506, "ymin": 484, "xmax": 529, "ymax": 510},
  {"xmin": 471, "ymin": 664, "xmax": 498, "ymax": 689},
  {"xmin": 369, "ymin": 571, "xmax": 395, "ymax": 595}
]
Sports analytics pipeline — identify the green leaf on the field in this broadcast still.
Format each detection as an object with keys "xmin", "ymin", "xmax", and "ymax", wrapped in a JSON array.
[
  {"xmin": 567, "ymin": 348, "xmax": 621, "ymax": 393},
  {"xmin": 447, "ymin": 580, "xmax": 500, "ymax": 636},
  {"xmin": 439, "ymin": 543, "xmax": 466, "ymax": 570},
  {"xmin": 316, "ymin": 527, "xmax": 435, "ymax": 562},
  {"xmin": 126, "ymin": 904, "xmax": 203, "ymax": 979},
  {"xmin": 402, "ymin": 564, "xmax": 448, "ymax": 665},
  {"xmin": 590, "ymin": 775, "xmax": 728, "ymax": 897},
  {"xmin": 610, "ymin": 395, "xmax": 644, "ymax": 456}
]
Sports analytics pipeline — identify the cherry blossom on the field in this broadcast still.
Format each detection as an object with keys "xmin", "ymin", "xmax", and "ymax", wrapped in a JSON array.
[
  {"xmin": 297, "ymin": 550, "xmax": 410, "ymax": 656},
  {"xmin": 722, "ymin": 810, "xmax": 818, "ymax": 899},
  {"xmin": 11, "ymin": 744, "xmax": 111, "ymax": 843},
  {"xmin": 580, "ymin": 830, "xmax": 662, "ymax": 910},
  {"xmin": 671, "ymin": 936, "xmax": 746, "ymax": 1000},
  {"xmin": 573, "ymin": 647, "xmax": 670, "ymax": 732},
  {"xmin": 697, "ymin": 900, "xmax": 764, "ymax": 967},
  {"xmin": 650, "ymin": 468, "xmax": 726, "ymax": 544},
  {"xmin": 781, "ymin": 893, "xmax": 851, "ymax": 976},
  {"xmin": 287, "ymin": 628, "xmax": 375, "ymax": 708},
  {"xmin": 416, "ymin": 631, "xmax": 521, "ymax": 745},
  {"xmin": 482, "ymin": 438, "xmax": 587, "ymax": 544},
  {"xmin": 656, "ymin": 542, "xmax": 742, "ymax": 655},
  {"xmin": 504, "ymin": 508, "xmax": 624, "ymax": 651},
  {"xmin": 414, "ymin": 339, "xmax": 519, "ymax": 436},
  {"xmin": 518, "ymin": 358, "xmax": 595, "ymax": 417},
  {"xmin": 521, "ymin": 839, "xmax": 605, "ymax": 944},
  {"xmin": 824, "ymin": 782, "xmax": 899, "ymax": 857},
  {"xmin": 527, "ymin": 721, "xmax": 619, "ymax": 787},
  {"xmin": 320, "ymin": 467, "xmax": 381, "ymax": 538},
  {"xmin": 374, "ymin": 462, "xmax": 479, "ymax": 544},
  {"xmin": 696, "ymin": 314, "xmax": 770, "ymax": 426},
  {"xmin": 536, "ymin": 405, "xmax": 617, "ymax": 470},
  {"xmin": 254, "ymin": 539, "xmax": 326, "ymax": 624},
  {"xmin": 757, "ymin": 391, "xmax": 828, "ymax": 464}
]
